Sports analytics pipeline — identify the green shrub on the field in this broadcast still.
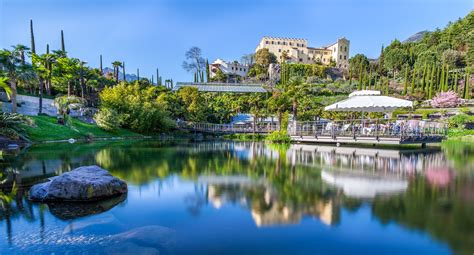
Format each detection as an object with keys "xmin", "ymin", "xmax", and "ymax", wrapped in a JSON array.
[
  {"xmin": 265, "ymin": 130, "xmax": 291, "ymax": 143},
  {"xmin": 94, "ymin": 108, "xmax": 121, "ymax": 132},
  {"xmin": 448, "ymin": 114, "xmax": 474, "ymax": 128},
  {"xmin": 99, "ymin": 83, "xmax": 176, "ymax": 133}
]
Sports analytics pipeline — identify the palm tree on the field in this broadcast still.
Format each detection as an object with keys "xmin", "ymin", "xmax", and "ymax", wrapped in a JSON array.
[
  {"xmin": 12, "ymin": 45, "xmax": 29, "ymax": 65},
  {"xmin": 0, "ymin": 49, "xmax": 23, "ymax": 113},
  {"xmin": 33, "ymin": 53, "xmax": 56, "ymax": 113},
  {"xmin": 111, "ymin": 61, "xmax": 122, "ymax": 83}
]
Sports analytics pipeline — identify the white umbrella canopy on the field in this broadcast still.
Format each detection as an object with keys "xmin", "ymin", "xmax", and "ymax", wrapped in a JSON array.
[{"xmin": 325, "ymin": 90, "xmax": 413, "ymax": 113}]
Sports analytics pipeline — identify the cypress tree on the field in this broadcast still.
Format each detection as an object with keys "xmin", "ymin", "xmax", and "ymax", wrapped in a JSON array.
[
  {"xmin": 151, "ymin": 75, "xmax": 154, "ymax": 85},
  {"xmin": 436, "ymin": 66, "xmax": 441, "ymax": 92},
  {"xmin": 439, "ymin": 65, "xmax": 445, "ymax": 92},
  {"xmin": 137, "ymin": 68, "xmax": 140, "ymax": 81},
  {"xmin": 454, "ymin": 72, "xmax": 459, "ymax": 93},
  {"xmin": 378, "ymin": 45, "xmax": 384, "ymax": 74},
  {"xmin": 358, "ymin": 63, "xmax": 363, "ymax": 90},
  {"xmin": 205, "ymin": 59, "xmax": 210, "ymax": 82},
  {"xmin": 385, "ymin": 78, "xmax": 389, "ymax": 95},
  {"xmin": 99, "ymin": 55, "xmax": 103, "ymax": 75},
  {"xmin": 368, "ymin": 66, "xmax": 373, "ymax": 89},
  {"xmin": 403, "ymin": 65, "xmax": 409, "ymax": 95},
  {"xmin": 61, "ymin": 30, "xmax": 65, "ymax": 52},
  {"xmin": 464, "ymin": 73, "xmax": 470, "ymax": 99},
  {"xmin": 348, "ymin": 66, "xmax": 353, "ymax": 85},
  {"xmin": 30, "ymin": 19, "xmax": 35, "ymax": 54},
  {"xmin": 429, "ymin": 66, "xmax": 435, "ymax": 98},
  {"xmin": 421, "ymin": 62, "xmax": 427, "ymax": 90},
  {"xmin": 444, "ymin": 66, "xmax": 449, "ymax": 91},
  {"xmin": 410, "ymin": 65, "xmax": 416, "ymax": 95},
  {"xmin": 122, "ymin": 62, "xmax": 126, "ymax": 81}
]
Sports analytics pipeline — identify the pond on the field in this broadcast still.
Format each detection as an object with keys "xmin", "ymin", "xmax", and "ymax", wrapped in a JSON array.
[{"xmin": 0, "ymin": 140, "xmax": 473, "ymax": 254}]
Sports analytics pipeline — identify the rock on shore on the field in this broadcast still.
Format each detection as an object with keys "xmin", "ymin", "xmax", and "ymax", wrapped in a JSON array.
[{"xmin": 29, "ymin": 165, "xmax": 127, "ymax": 202}]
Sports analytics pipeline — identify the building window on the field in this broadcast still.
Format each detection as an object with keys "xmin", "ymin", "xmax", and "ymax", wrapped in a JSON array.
[
  {"xmin": 265, "ymin": 41, "xmax": 268, "ymax": 44},
  {"xmin": 240, "ymin": 68, "xmax": 242, "ymax": 71},
  {"xmin": 333, "ymin": 48, "xmax": 336, "ymax": 52},
  {"xmin": 344, "ymin": 55, "xmax": 347, "ymax": 60},
  {"xmin": 340, "ymin": 46, "xmax": 342, "ymax": 50},
  {"xmin": 323, "ymin": 58, "xmax": 325, "ymax": 62},
  {"xmin": 339, "ymin": 64, "xmax": 342, "ymax": 67},
  {"xmin": 271, "ymin": 41, "xmax": 274, "ymax": 44},
  {"xmin": 277, "ymin": 41, "xmax": 280, "ymax": 45},
  {"xmin": 289, "ymin": 42, "xmax": 293, "ymax": 46},
  {"xmin": 344, "ymin": 46, "xmax": 347, "ymax": 52},
  {"xmin": 278, "ymin": 49, "xmax": 282, "ymax": 52},
  {"xmin": 299, "ymin": 58, "xmax": 303, "ymax": 62},
  {"xmin": 339, "ymin": 55, "xmax": 342, "ymax": 60}
]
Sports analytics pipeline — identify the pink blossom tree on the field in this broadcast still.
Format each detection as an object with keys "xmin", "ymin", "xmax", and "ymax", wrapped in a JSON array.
[{"xmin": 431, "ymin": 91, "xmax": 461, "ymax": 108}]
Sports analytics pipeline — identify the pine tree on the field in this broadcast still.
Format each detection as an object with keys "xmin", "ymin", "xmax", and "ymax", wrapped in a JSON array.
[
  {"xmin": 30, "ymin": 19, "xmax": 35, "ymax": 54},
  {"xmin": 411, "ymin": 65, "xmax": 417, "ymax": 95},
  {"xmin": 61, "ymin": 30, "xmax": 65, "ymax": 52}
]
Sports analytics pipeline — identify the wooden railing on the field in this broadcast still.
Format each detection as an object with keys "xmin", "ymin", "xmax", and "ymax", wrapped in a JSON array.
[{"xmin": 287, "ymin": 119, "xmax": 448, "ymax": 139}]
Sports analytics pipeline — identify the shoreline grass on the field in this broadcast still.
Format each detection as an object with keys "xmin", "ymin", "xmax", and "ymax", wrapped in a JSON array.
[{"xmin": 23, "ymin": 115, "xmax": 142, "ymax": 142}]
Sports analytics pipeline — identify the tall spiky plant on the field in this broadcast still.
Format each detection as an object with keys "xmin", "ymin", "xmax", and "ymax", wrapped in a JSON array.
[
  {"xmin": 61, "ymin": 30, "xmax": 65, "ymax": 52},
  {"xmin": 30, "ymin": 20, "xmax": 35, "ymax": 54}
]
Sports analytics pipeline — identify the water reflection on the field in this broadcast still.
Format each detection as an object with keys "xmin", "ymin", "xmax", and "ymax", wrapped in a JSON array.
[{"xmin": 0, "ymin": 140, "xmax": 473, "ymax": 254}]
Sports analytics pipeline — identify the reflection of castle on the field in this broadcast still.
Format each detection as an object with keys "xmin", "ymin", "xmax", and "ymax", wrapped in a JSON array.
[{"xmin": 201, "ymin": 176, "xmax": 339, "ymax": 227}]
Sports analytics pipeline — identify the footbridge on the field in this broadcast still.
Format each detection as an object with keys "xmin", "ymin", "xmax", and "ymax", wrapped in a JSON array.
[{"xmin": 178, "ymin": 119, "xmax": 447, "ymax": 145}]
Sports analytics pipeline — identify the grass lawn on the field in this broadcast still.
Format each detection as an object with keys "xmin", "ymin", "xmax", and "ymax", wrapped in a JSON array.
[{"xmin": 24, "ymin": 115, "xmax": 141, "ymax": 142}]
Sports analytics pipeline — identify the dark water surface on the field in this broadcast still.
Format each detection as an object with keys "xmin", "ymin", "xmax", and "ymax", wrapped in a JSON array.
[{"xmin": 1, "ymin": 140, "xmax": 473, "ymax": 254}]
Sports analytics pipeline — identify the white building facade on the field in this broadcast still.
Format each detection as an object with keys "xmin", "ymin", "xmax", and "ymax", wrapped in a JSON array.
[
  {"xmin": 255, "ymin": 37, "xmax": 350, "ymax": 69},
  {"xmin": 210, "ymin": 59, "xmax": 249, "ymax": 78}
]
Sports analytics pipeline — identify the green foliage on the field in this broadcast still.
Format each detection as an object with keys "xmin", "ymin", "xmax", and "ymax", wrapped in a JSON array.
[
  {"xmin": 94, "ymin": 108, "xmax": 121, "ymax": 132},
  {"xmin": 0, "ymin": 112, "xmax": 32, "ymax": 140},
  {"xmin": 255, "ymin": 48, "xmax": 277, "ymax": 68},
  {"xmin": 99, "ymin": 82, "xmax": 175, "ymax": 133},
  {"xmin": 448, "ymin": 113, "xmax": 474, "ymax": 128},
  {"xmin": 265, "ymin": 130, "xmax": 291, "ymax": 143}
]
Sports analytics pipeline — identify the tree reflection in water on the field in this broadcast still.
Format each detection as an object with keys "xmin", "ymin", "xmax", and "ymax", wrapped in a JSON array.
[{"xmin": 0, "ymin": 140, "xmax": 473, "ymax": 253}]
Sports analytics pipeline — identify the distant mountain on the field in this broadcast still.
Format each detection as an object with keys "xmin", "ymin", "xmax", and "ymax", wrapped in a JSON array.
[
  {"xmin": 403, "ymin": 31, "xmax": 429, "ymax": 43},
  {"xmin": 102, "ymin": 67, "xmax": 140, "ymax": 82}
]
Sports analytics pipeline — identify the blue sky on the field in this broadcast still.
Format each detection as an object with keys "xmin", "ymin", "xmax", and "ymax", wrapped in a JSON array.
[{"xmin": 1, "ymin": 0, "xmax": 472, "ymax": 82}]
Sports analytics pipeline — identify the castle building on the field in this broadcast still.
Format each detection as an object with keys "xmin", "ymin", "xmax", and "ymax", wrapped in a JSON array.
[{"xmin": 255, "ymin": 37, "xmax": 350, "ymax": 69}]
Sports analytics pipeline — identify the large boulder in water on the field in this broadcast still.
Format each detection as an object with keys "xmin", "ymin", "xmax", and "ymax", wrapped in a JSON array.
[{"xmin": 29, "ymin": 165, "xmax": 127, "ymax": 202}]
